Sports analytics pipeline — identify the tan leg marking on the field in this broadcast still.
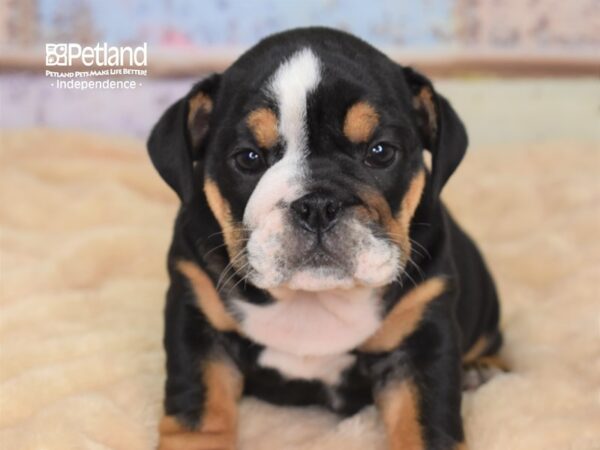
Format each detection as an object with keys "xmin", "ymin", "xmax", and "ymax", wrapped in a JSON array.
[
  {"xmin": 201, "ymin": 360, "xmax": 243, "ymax": 433},
  {"xmin": 474, "ymin": 355, "xmax": 509, "ymax": 372},
  {"xmin": 246, "ymin": 108, "xmax": 279, "ymax": 148},
  {"xmin": 376, "ymin": 379, "xmax": 424, "ymax": 450},
  {"xmin": 343, "ymin": 101, "xmax": 379, "ymax": 143},
  {"xmin": 204, "ymin": 179, "xmax": 244, "ymax": 262},
  {"xmin": 159, "ymin": 360, "xmax": 243, "ymax": 450},
  {"xmin": 463, "ymin": 332, "xmax": 508, "ymax": 367},
  {"xmin": 463, "ymin": 352, "xmax": 508, "ymax": 390},
  {"xmin": 462, "ymin": 335, "xmax": 489, "ymax": 364},
  {"xmin": 360, "ymin": 277, "xmax": 446, "ymax": 352},
  {"xmin": 176, "ymin": 260, "xmax": 240, "ymax": 333}
]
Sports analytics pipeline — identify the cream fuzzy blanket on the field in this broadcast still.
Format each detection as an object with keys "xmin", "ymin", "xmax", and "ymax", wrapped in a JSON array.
[{"xmin": 1, "ymin": 130, "xmax": 598, "ymax": 450}]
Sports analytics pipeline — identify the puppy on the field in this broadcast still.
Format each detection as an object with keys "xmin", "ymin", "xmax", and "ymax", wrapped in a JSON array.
[{"xmin": 148, "ymin": 27, "xmax": 503, "ymax": 450}]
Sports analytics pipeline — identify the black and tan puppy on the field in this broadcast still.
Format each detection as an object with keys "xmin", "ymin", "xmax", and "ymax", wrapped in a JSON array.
[{"xmin": 148, "ymin": 27, "xmax": 503, "ymax": 450}]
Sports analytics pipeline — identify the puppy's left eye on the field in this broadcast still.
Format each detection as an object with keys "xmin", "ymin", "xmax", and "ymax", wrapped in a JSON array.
[
  {"xmin": 364, "ymin": 144, "xmax": 396, "ymax": 168},
  {"xmin": 233, "ymin": 149, "xmax": 265, "ymax": 173}
]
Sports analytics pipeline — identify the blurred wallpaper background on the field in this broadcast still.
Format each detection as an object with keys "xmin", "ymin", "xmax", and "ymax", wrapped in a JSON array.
[
  {"xmin": 2, "ymin": 0, "xmax": 599, "ymax": 51},
  {"xmin": 0, "ymin": 0, "xmax": 598, "ymax": 144},
  {"xmin": 1, "ymin": 4, "xmax": 599, "ymax": 449}
]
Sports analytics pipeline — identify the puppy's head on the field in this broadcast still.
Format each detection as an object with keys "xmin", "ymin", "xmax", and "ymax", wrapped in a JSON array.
[{"xmin": 148, "ymin": 28, "xmax": 467, "ymax": 293}]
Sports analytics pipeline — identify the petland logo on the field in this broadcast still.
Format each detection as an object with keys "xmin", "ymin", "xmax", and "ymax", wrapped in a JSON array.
[
  {"xmin": 46, "ymin": 43, "xmax": 147, "ymax": 67},
  {"xmin": 45, "ymin": 42, "xmax": 148, "ymax": 90}
]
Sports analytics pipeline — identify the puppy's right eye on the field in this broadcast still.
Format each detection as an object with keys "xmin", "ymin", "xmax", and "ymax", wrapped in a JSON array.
[{"xmin": 233, "ymin": 149, "xmax": 265, "ymax": 173}]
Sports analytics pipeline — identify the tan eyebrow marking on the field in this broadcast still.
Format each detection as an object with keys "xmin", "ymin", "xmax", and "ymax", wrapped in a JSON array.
[
  {"xmin": 246, "ymin": 107, "xmax": 279, "ymax": 148},
  {"xmin": 343, "ymin": 101, "xmax": 380, "ymax": 143}
]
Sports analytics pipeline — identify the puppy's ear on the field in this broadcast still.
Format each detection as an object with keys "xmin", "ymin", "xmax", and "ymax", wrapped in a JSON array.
[
  {"xmin": 147, "ymin": 74, "xmax": 221, "ymax": 203},
  {"xmin": 403, "ymin": 67, "xmax": 467, "ymax": 198}
]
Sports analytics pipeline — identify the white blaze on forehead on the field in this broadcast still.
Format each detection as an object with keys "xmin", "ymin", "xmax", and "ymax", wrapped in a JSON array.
[
  {"xmin": 243, "ymin": 48, "xmax": 321, "ymax": 228},
  {"xmin": 270, "ymin": 47, "xmax": 321, "ymax": 156}
]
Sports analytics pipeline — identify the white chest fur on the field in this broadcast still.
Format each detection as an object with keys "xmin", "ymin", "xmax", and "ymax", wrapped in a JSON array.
[
  {"xmin": 232, "ymin": 287, "xmax": 382, "ymax": 356},
  {"xmin": 258, "ymin": 348, "xmax": 356, "ymax": 384}
]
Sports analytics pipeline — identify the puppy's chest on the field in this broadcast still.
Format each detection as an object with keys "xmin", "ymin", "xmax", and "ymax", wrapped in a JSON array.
[
  {"xmin": 232, "ymin": 288, "xmax": 382, "ymax": 384},
  {"xmin": 257, "ymin": 348, "xmax": 357, "ymax": 385}
]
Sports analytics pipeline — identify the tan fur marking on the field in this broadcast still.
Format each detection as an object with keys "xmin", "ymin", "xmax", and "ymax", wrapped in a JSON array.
[
  {"xmin": 204, "ymin": 179, "xmax": 243, "ymax": 261},
  {"xmin": 474, "ymin": 355, "xmax": 509, "ymax": 372},
  {"xmin": 201, "ymin": 359, "xmax": 243, "ymax": 433},
  {"xmin": 360, "ymin": 277, "xmax": 446, "ymax": 352},
  {"xmin": 343, "ymin": 101, "xmax": 380, "ymax": 143},
  {"xmin": 356, "ymin": 189, "xmax": 390, "ymax": 224},
  {"xmin": 412, "ymin": 87, "xmax": 437, "ymax": 136},
  {"xmin": 158, "ymin": 360, "xmax": 242, "ymax": 450},
  {"xmin": 389, "ymin": 169, "xmax": 426, "ymax": 262},
  {"xmin": 159, "ymin": 416, "xmax": 235, "ymax": 450},
  {"xmin": 355, "ymin": 169, "xmax": 426, "ymax": 264},
  {"xmin": 454, "ymin": 443, "xmax": 469, "ymax": 450},
  {"xmin": 188, "ymin": 92, "xmax": 213, "ymax": 129},
  {"xmin": 247, "ymin": 108, "xmax": 279, "ymax": 148},
  {"xmin": 462, "ymin": 335, "xmax": 489, "ymax": 364},
  {"xmin": 176, "ymin": 260, "xmax": 239, "ymax": 332},
  {"xmin": 397, "ymin": 169, "xmax": 427, "ymax": 235},
  {"xmin": 392, "ymin": 169, "xmax": 426, "ymax": 258},
  {"xmin": 376, "ymin": 380, "xmax": 424, "ymax": 450}
]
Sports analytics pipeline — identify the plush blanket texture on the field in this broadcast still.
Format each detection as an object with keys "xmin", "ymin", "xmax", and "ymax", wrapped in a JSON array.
[{"xmin": 1, "ymin": 130, "xmax": 598, "ymax": 450}]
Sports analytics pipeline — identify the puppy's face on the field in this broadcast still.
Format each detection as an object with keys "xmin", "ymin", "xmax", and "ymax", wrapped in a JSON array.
[
  {"xmin": 149, "ymin": 29, "xmax": 466, "ymax": 294},
  {"xmin": 206, "ymin": 48, "xmax": 427, "ymax": 292}
]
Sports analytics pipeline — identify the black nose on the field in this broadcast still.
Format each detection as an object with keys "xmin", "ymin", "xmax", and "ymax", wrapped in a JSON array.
[{"xmin": 291, "ymin": 192, "xmax": 342, "ymax": 233}]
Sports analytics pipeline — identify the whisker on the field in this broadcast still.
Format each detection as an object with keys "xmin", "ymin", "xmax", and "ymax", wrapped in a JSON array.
[
  {"xmin": 216, "ymin": 247, "xmax": 250, "ymax": 292},
  {"xmin": 407, "ymin": 257, "xmax": 425, "ymax": 281},
  {"xmin": 409, "ymin": 238, "xmax": 431, "ymax": 259},
  {"xmin": 203, "ymin": 222, "xmax": 250, "ymax": 241},
  {"xmin": 203, "ymin": 242, "xmax": 229, "ymax": 258},
  {"xmin": 203, "ymin": 238, "xmax": 250, "ymax": 259},
  {"xmin": 219, "ymin": 260, "xmax": 250, "ymax": 294},
  {"xmin": 215, "ymin": 249, "xmax": 247, "ymax": 291},
  {"xmin": 382, "ymin": 231, "xmax": 432, "ymax": 261},
  {"xmin": 401, "ymin": 267, "xmax": 419, "ymax": 289},
  {"xmin": 225, "ymin": 262, "xmax": 252, "ymax": 294}
]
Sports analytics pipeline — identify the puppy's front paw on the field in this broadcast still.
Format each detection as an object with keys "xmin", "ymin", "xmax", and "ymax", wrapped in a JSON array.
[{"xmin": 158, "ymin": 416, "xmax": 237, "ymax": 450}]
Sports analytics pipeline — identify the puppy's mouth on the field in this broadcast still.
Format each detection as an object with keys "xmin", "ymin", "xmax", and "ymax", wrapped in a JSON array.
[
  {"xmin": 244, "ymin": 224, "xmax": 401, "ymax": 292},
  {"xmin": 302, "ymin": 243, "xmax": 346, "ymax": 269},
  {"xmin": 282, "ymin": 243, "xmax": 354, "ymax": 291}
]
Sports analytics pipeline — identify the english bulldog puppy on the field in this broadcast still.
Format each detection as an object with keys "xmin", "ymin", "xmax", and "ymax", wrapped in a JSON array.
[{"xmin": 148, "ymin": 27, "xmax": 503, "ymax": 450}]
